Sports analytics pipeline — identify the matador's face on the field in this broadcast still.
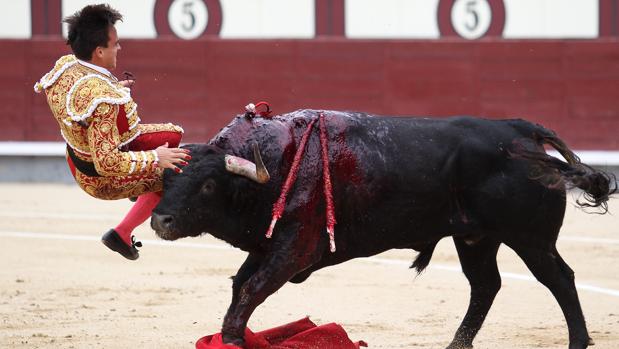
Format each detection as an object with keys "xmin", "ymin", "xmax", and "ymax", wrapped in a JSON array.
[{"xmin": 98, "ymin": 25, "xmax": 120, "ymax": 71}]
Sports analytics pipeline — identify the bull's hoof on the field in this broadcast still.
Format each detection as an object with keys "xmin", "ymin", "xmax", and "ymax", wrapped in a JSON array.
[
  {"xmin": 568, "ymin": 337, "xmax": 594, "ymax": 349},
  {"xmin": 445, "ymin": 341, "xmax": 473, "ymax": 349},
  {"xmin": 222, "ymin": 333, "xmax": 244, "ymax": 347}
]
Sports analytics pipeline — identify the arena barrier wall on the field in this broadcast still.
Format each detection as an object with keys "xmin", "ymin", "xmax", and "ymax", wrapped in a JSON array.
[{"xmin": 2, "ymin": 38, "xmax": 619, "ymax": 151}]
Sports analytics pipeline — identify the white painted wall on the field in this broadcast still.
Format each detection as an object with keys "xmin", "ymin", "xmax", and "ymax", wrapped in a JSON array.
[
  {"xmin": 220, "ymin": 0, "xmax": 314, "ymax": 38},
  {"xmin": 62, "ymin": 0, "xmax": 158, "ymax": 39},
  {"xmin": 61, "ymin": 0, "xmax": 315, "ymax": 39},
  {"xmin": 503, "ymin": 0, "xmax": 598, "ymax": 39},
  {"xmin": 345, "ymin": 0, "xmax": 440, "ymax": 39},
  {"xmin": 346, "ymin": 0, "xmax": 599, "ymax": 39},
  {"xmin": 1, "ymin": 0, "xmax": 603, "ymax": 39},
  {"xmin": 0, "ymin": 0, "xmax": 30, "ymax": 39}
]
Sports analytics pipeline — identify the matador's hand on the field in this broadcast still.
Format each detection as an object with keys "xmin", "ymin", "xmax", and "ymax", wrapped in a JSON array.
[
  {"xmin": 119, "ymin": 79, "xmax": 135, "ymax": 88},
  {"xmin": 119, "ymin": 71, "xmax": 136, "ymax": 88},
  {"xmin": 155, "ymin": 142, "xmax": 191, "ymax": 173}
]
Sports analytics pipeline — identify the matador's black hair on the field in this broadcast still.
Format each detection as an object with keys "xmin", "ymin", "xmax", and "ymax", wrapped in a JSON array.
[{"xmin": 64, "ymin": 4, "xmax": 122, "ymax": 61}]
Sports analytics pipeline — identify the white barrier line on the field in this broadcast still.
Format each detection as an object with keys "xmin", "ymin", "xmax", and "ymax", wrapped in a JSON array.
[
  {"xmin": 362, "ymin": 257, "xmax": 619, "ymax": 298},
  {"xmin": 1, "ymin": 230, "xmax": 619, "ymax": 298},
  {"xmin": 560, "ymin": 236, "xmax": 619, "ymax": 245},
  {"xmin": 366, "ymin": 257, "xmax": 538, "ymax": 278},
  {"xmin": 0, "ymin": 211, "xmax": 119, "ymax": 221},
  {"xmin": 0, "ymin": 231, "xmax": 234, "ymax": 250},
  {"xmin": 3, "ymin": 211, "xmax": 619, "ymax": 246}
]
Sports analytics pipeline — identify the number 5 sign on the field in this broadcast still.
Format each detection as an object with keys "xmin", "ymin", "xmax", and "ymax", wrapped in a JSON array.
[
  {"xmin": 154, "ymin": 0, "xmax": 222, "ymax": 39},
  {"xmin": 438, "ymin": 0, "xmax": 505, "ymax": 39}
]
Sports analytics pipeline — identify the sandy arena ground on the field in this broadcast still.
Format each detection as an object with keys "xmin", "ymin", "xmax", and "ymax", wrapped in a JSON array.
[{"xmin": 0, "ymin": 183, "xmax": 618, "ymax": 349}]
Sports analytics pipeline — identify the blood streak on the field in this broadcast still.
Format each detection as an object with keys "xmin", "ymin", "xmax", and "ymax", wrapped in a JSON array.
[
  {"xmin": 266, "ymin": 118, "xmax": 318, "ymax": 238},
  {"xmin": 264, "ymin": 111, "xmax": 349, "ymax": 252},
  {"xmin": 319, "ymin": 113, "xmax": 337, "ymax": 252}
]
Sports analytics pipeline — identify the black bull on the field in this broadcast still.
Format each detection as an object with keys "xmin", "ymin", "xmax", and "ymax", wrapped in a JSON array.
[{"xmin": 151, "ymin": 110, "xmax": 615, "ymax": 349}]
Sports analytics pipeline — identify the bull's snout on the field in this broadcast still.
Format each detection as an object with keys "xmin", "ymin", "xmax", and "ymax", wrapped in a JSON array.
[{"xmin": 151, "ymin": 213, "xmax": 175, "ymax": 238}]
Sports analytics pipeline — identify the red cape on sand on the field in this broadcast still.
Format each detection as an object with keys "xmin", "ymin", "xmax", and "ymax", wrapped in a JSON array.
[{"xmin": 196, "ymin": 317, "xmax": 367, "ymax": 349}]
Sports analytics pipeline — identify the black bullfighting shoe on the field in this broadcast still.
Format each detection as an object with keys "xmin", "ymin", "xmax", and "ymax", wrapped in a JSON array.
[{"xmin": 101, "ymin": 229, "xmax": 142, "ymax": 260}]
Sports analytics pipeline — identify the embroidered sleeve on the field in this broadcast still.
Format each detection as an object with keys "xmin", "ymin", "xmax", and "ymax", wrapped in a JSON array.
[
  {"xmin": 87, "ymin": 103, "xmax": 158, "ymax": 177},
  {"xmin": 137, "ymin": 123, "xmax": 184, "ymax": 134}
]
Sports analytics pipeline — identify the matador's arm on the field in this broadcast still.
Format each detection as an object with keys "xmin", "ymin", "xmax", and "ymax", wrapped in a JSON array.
[{"xmin": 87, "ymin": 102, "xmax": 159, "ymax": 177}]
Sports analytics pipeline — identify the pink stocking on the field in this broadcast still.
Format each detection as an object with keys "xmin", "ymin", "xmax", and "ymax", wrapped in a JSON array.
[{"xmin": 114, "ymin": 191, "xmax": 162, "ymax": 246}]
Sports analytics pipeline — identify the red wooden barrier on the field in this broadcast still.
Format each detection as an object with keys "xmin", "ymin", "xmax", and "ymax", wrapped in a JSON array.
[{"xmin": 3, "ymin": 38, "xmax": 619, "ymax": 149}]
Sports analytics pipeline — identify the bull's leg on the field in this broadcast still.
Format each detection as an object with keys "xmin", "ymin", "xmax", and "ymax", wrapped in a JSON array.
[
  {"xmin": 446, "ymin": 237, "xmax": 501, "ymax": 349},
  {"xmin": 225, "ymin": 253, "xmax": 263, "ymax": 321},
  {"xmin": 221, "ymin": 229, "xmax": 321, "ymax": 345},
  {"xmin": 510, "ymin": 244, "xmax": 592, "ymax": 349},
  {"xmin": 221, "ymin": 252, "xmax": 309, "ymax": 345}
]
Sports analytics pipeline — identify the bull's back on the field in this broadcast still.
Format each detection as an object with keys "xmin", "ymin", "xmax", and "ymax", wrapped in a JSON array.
[
  {"xmin": 333, "ymin": 113, "xmax": 513, "ymax": 198},
  {"xmin": 323, "ymin": 112, "xmax": 565, "ymax": 253}
]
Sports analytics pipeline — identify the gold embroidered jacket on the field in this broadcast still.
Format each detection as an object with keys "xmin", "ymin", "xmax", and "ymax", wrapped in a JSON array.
[{"xmin": 35, "ymin": 54, "xmax": 184, "ymax": 200}]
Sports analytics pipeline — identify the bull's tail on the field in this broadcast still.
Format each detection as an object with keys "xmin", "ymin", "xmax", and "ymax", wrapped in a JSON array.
[
  {"xmin": 509, "ymin": 122, "xmax": 617, "ymax": 213},
  {"xmin": 411, "ymin": 241, "xmax": 438, "ymax": 274}
]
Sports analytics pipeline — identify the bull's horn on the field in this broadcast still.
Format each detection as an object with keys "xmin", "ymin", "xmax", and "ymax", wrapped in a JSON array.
[
  {"xmin": 224, "ymin": 143, "xmax": 270, "ymax": 184},
  {"xmin": 252, "ymin": 143, "xmax": 270, "ymax": 183}
]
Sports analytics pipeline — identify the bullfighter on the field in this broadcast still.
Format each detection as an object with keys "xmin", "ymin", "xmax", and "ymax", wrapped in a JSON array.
[{"xmin": 34, "ymin": 4, "xmax": 190, "ymax": 260}]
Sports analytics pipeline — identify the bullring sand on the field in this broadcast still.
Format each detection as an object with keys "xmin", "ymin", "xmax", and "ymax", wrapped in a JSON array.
[{"xmin": 1, "ymin": 184, "xmax": 618, "ymax": 348}]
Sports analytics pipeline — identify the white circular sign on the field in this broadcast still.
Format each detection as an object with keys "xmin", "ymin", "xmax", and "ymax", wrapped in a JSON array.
[
  {"xmin": 451, "ymin": 0, "xmax": 492, "ymax": 39},
  {"xmin": 168, "ymin": 0, "xmax": 209, "ymax": 40}
]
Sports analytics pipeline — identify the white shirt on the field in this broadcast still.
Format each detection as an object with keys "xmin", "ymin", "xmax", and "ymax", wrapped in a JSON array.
[{"xmin": 77, "ymin": 59, "xmax": 116, "ymax": 80}]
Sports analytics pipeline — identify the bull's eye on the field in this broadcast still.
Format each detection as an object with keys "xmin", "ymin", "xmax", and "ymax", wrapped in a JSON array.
[{"xmin": 201, "ymin": 178, "xmax": 216, "ymax": 195}]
